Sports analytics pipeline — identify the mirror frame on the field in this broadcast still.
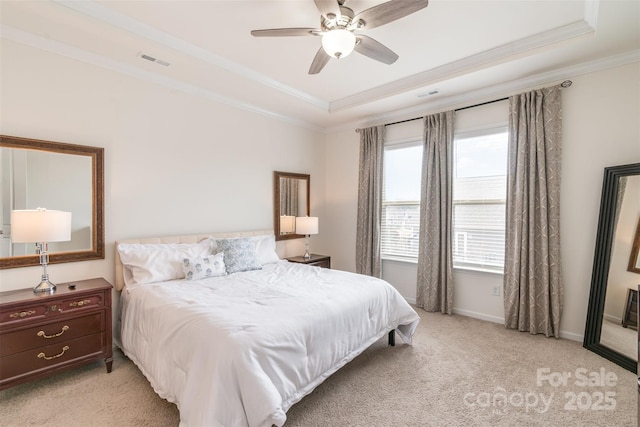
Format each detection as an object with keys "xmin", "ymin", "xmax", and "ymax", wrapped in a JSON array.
[
  {"xmin": 0, "ymin": 135, "xmax": 105, "ymax": 269},
  {"xmin": 584, "ymin": 162, "xmax": 640, "ymax": 374},
  {"xmin": 273, "ymin": 171, "xmax": 310, "ymax": 241}
]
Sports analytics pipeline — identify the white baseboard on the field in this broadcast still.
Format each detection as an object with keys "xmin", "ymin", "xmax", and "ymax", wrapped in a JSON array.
[
  {"xmin": 406, "ymin": 299, "xmax": 585, "ymax": 343},
  {"xmin": 559, "ymin": 330, "xmax": 584, "ymax": 342},
  {"xmin": 603, "ymin": 313, "xmax": 622, "ymax": 324},
  {"xmin": 452, "ymin": 307, "xmax": 504, "ymax": 324}
]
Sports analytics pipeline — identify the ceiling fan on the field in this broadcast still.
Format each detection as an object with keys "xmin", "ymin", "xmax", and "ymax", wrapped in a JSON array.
[{"xmin": 251, "ymin": 0, "xmax": 429, "ymax": 74}]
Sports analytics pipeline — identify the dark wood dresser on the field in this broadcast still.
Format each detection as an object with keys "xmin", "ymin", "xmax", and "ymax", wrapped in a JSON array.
[
  {"xmin": 286, "ymin": 254, "xmax": 331, "ymax": 269},
  {"xmin": 0, "ymin": 278, "xmax": 113, "ymax": 390}
]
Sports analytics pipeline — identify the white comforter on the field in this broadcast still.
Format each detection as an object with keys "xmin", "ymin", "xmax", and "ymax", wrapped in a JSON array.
[{"xmin": 120, "ymin": 261, "xmax": 420, "ymax": 427}]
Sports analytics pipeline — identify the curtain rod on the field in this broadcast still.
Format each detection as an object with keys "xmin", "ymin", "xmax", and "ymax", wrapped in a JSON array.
[{"xmin": 356, "ymin": 80, "xmax": 573, "ymax": 132}]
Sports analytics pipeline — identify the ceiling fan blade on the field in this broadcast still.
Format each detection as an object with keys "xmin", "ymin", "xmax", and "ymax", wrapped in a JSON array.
[
  {"xmin": 353, "ymin": 0, "xmax": 428, "ymax": 30},
  {"xmin": 309, "ymin": 47, "xmax": 331, "ymax": 74},
  {"xmin": 354, "ymin": 35, "xmax": 399, "ymax": 65},
  {"xmin": 314, "ymin": 0, "xmax": 341, "ymax": 19},
  {"xmin": 251, "ymin": 28, "xmax": 319, "ymax": 37}
]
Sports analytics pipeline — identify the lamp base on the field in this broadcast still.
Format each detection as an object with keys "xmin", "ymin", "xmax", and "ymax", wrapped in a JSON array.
[
  {"xmin": 304, "ymin": 235, "xmax": 311, "ymax": 260},
  {"xmin": 33, "ymin": 278, "xmax": 56, "ymax": 294}
]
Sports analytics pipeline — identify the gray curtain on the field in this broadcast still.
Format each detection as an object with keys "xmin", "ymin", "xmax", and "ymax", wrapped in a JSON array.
[
  {"xmin": 280, "ymin": 178, "xmax": 299, "ymax": 216},
  {"xmin": 356, "ymin": 126, "xmax": 384, "ymax": 278},
  {"xmin": 503, "ymin": 85, "xmax": 563, "ymax": 338},
  {"xmin": 416, "ymin": 111, "xmax": 455, "ymax": 314}
]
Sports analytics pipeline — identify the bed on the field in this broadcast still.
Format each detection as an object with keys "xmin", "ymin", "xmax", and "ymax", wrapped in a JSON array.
[{"xmin": 114, "ymin": 230, "xmax": 420, "ymax": 427}]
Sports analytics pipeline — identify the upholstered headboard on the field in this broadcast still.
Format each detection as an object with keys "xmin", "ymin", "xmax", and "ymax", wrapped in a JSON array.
[{"xmin": 114, "ymin": 229, "xmax": 274, "ymax": 291}]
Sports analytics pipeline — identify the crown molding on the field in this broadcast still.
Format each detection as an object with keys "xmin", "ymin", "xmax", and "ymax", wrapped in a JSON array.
[
  {"xmin": 3, "ymin": 0, "xmax": 632, "ymax": 135},
  {"xmin": 53, "ymin": 0, "xmax": 599, "ymax": 117},
  {"xmin": 53, "ymin": 0, "xmax": 330, "ymax": 112},
  {"xmin": 345, "ymin": 49, "xmax": 640, "ymax": 133},
  {"xmin": 0, "ymin": 24, "xmax": 321, "ymax": 132},
  {"xmin": 329, "ymin": 19, "xmax": 596, "ymax": 112}
]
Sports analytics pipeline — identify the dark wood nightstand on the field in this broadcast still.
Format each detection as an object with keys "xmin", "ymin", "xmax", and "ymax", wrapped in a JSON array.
[
  {"xmin": 286, "ymin": 254, "xmax": 331, "ymax": 269},
  {"xmin": 0, "ymin": 278, "xmax": 113, "ymax": 390}
]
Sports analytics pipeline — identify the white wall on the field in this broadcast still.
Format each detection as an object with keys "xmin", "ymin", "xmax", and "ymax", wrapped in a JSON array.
[
  {"xmin": 0, "ymin": 39, "xmax": 325, "ymax": 293},
  {"xmin": 323, "ymin": 62, "xmax": 640, "ymax": 341}
]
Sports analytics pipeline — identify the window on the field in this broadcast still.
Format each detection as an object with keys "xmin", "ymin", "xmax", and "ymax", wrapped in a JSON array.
[
  {"xmin": 380, "ymin": 129, "xmax": 508, "ymax": 271},
  {"xmin": 381, "ymin": 143, "xmax": 422, "ymax": 260},
  {"xmin": 453, "ymin": 129, "xmax": 508, "ymax": 272}
]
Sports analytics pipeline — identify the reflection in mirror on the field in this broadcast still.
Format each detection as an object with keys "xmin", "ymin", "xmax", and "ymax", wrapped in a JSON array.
[
  {"xmin": 1, "ymin": 149, "xmax": 92, "ymax": 257},
  {"xmin": 600, "ymin": 175, "xmax": 640, "ymax": 362},
  {"xmin": 274, "ymin": 171, "xmax": 309, "ymax": 241},
  {"xmin": 584, "ymin": 163, "xmax": 640, "ymax": 374},
  {"xmin": 0, "ymin": 135, "xmax": 104, "ymax": 269}
]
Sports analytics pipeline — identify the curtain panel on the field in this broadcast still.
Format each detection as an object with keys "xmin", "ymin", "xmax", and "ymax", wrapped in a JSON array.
[
  {"xmin": 279, "ymin": 178, "xmax": 299, "ymax": 217},
  {"xmin": 356, "ymin": 126, "xmax": 384, "ymax": 278},
  {"xmin": 416, "ymin": 111, "xmax": 455, "ymax": 314},
  {"xmin": 503, "ymin": 84, "xmax": 563, "ymax": 338}
]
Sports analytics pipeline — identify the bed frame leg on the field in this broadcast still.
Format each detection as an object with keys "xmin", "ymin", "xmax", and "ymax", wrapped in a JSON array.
[{"xmin": 388, "ymin": 329, "xmax": 395, "ymax": 346}]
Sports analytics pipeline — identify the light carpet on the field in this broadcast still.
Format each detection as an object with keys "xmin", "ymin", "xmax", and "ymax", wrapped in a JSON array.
[
  {"xmin": 1, "ymin": 310, "xmax": 637, "ymax": 426},
  {"xmin": 601, "ymin": 318, "xmax": 637, "ymax": 361}
]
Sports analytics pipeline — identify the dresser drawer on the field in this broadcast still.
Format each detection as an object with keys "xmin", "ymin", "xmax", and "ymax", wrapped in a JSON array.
[
  {"xmin": 0, "ymin": 333, "xmax": 104, "ymax": 386},
  {"xmin": 0, "ymin": 292, "xmax": 105, "ymax": 329},
  {"xmin": 0, "ymin": 312, "xmax": 104, "ymax": 357},
  {"xmin": 0, "ymin": 302, "xmax": 50, "ymax": 326},
  {"xmin": 59, "ymin": 292, "xmax": 105, "ymax": 311}
]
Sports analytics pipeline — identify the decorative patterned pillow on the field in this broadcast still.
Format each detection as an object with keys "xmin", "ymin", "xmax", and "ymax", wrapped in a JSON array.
[
  {"xmin": 183, "ymin": 252, "xmax": 226, "ymax": 280},
  {"xmin": 209, "ymin": 234, "xmax": 280, "ymax": 265},
  {"xmin": 216, "ymin": 237, "xmax": 262, "ymax": 274}
]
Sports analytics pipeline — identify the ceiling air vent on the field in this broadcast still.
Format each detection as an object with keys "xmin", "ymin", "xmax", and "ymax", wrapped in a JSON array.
[
  {"xmin": 416, "ymin": 89, "xmax": 439, "ymax": 98},
  {"xmin": 137, "ymin": 52, "xmax": 170, "ymax": 67}
]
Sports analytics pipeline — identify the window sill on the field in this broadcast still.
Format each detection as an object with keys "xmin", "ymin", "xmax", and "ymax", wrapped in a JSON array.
[
  {"xmin": 381, "ymin": 256, "xmax": 418, "ymax": 265},
  {"xmin": 454, "ymin": 265, "xmax": 504, "ymax": 276},
  {"xmin": 381, "ymin": 256, "xmax": 504, "ymax": 276}
]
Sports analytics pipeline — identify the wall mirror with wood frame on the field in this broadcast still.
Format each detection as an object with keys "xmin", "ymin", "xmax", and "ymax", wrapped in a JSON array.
[
  {"xmin": 584, "ymin": 163, "xmax": 640, "ymax": 374},
  {"xmin": 273, "ymin": 171, "xmax": 309, "ymax": 241},
  {"xmin": 0, "ymin": 135, "xmax": 104, "ymax": 269}
]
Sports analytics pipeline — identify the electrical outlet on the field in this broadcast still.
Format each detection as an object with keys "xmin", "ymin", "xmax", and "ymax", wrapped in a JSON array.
[{"xmin": 491, "ymin": 285, "xmax": 501, "ymax": 296}]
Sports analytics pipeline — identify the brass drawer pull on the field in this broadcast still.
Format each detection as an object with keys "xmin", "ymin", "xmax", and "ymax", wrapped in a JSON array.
[
  {"xmin": 9, "ymin": 310, "xmax": 36, "ymax": 319},
  {"xmin": 37, "ymin": 325, "xmax": 69, "ymax": 339},
  {"xmin": 38, "ymin": 346, "xmax": 70, "ymax": 360},
  {"xmin": 69, "ymin": 299, "xmax": 92, "ymax": 307}
]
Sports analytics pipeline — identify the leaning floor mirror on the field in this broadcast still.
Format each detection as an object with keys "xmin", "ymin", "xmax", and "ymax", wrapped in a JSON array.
[{"xmin": 584, "ymin": 163, "xmax": 640, "ymax": 374}]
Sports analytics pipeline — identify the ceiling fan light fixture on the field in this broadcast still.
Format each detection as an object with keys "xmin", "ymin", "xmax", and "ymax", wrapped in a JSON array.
[{"xmin": 321, "ymin": 29, "xmax": 356, "ymax": 59}]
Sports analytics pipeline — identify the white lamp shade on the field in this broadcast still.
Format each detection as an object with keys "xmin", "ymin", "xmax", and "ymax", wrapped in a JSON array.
[
  {"xmin": 296, "ymin": 216, "xmax": 319, "ymax": 235},
  {"xmin": 280, "ymin": 215, "xmax": 296, "ymax": 233},
  {"xmin": 11, "ymin": 209, "xmax": 72, "ymax": 243},
  {"xmin": 322, "ymin": 29, "xmax": 356, "ymax": 59}
]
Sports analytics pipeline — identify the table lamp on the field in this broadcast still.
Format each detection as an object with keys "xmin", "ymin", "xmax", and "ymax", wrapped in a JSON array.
[
  {"xmin": 280, "ymin": 215, "xmax": 296, "ymax": 234},
  {"xmin": 11, "ymin": 208, "xmax": 72, "ymax": 293},
  {"xmin": 296, "ymin": 216, "xmax": 318, "ymax": 260}
]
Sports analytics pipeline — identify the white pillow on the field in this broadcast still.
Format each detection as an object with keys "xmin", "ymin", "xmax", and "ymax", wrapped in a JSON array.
[
  {"xmin": 118, "ymin": 240, "xmax": 211, "ymax": 286},
  {"xmin": 183, "ymin": 252, "xmax": 226, "ymax": 280},
  {"xmin": 255, "ymin": 234, "xmax": 280, "ymax": 265}
]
